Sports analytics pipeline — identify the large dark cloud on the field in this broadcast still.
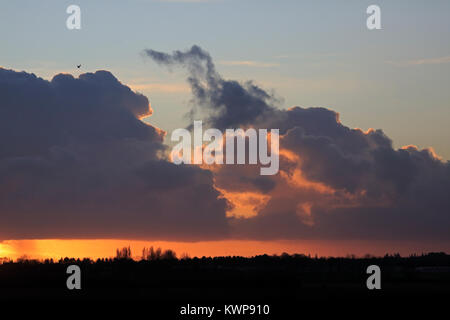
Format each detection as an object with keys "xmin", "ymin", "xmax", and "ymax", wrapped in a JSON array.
[
  {"xmin": 144, "ymin": 45, "xmax": 279, "ymax": 129},
  {"xmin": 146, "ymin": 46, "xmax": 450, "ymax": 242},
  {"xmin": 0, "ymin": 70, "xmax": 158, "ymax": 158},
  {"xmin": 232, "ymin": 119, "xmax": 450, "ymax": 241},
  {"xmin": 248, "ymin": 109, "xmax": 450, "ymax": 242},
  {"xmin": 0, "ymin": 68, "xmax": 229, "ymax": 241},
  {"xmin": 2, "ymin": 44, "xmax": 450, "ymax": 244}
]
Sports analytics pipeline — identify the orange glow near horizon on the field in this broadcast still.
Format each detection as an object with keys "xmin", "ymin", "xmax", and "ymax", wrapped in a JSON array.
[
  {"xmin": 217, "ymin": 188, "xmax": 271, "ymax": 218},
  {"xmin": 1, "ymin": 239, "xmax": 448, "ymax": 262}
]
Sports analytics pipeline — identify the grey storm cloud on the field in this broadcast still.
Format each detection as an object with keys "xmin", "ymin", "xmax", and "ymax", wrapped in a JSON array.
[
  {"xmin": 146, "ymin": 45, "xmax": 450, "ymax": 242},
  {"xmin": 143, "ymin": 45, "xmax": 279, "ymax": 129},
  {"xmin": 1, "ymin": 44, "xmax": 450, "ymax": 244},
  {"xmin": 0, "ymin": 67, "xmax": 229, "ymax": 241},
  {"xmin": 232, "ymin": 109, "xmax": 450, "ymax": 241}
]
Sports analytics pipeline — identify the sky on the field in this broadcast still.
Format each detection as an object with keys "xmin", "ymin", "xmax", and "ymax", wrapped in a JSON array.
[{"xmin": 0, "ymin": 0, "xmax": 449, "ymax": 259}]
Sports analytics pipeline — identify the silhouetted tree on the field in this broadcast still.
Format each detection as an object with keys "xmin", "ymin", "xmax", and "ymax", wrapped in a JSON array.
[
  {"xmin": 116, "ymin": 246, "xmax": 132, "ymax": 260},
  {"xmin": 162, "ymin": 249, "xmax": 177, "ymax": 260},
  {"xmin": 180, "ymin": 252, "xmax": 190, "ymax": 260},
  {"xmin": 141, "ymin": 246, "xmax": 177, "ymax": 260}
]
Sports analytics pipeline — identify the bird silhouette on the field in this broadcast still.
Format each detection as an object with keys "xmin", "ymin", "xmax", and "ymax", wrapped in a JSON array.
[{"xmin": 77, "ymin": 64, "xmax": 81, "ymax": 69}]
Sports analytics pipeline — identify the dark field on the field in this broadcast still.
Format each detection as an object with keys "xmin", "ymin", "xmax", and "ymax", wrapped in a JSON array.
[{"xmin": 0, "ymin": 252, "xmax": 449, "ymax": 317}]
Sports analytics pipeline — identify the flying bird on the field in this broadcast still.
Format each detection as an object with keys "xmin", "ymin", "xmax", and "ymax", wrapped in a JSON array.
[{"xmin": 77, "ymin": 64, "xmax": 81, "ymax": 69}]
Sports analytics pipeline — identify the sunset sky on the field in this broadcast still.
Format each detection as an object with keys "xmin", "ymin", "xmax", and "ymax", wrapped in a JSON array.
[{"xmin": 1, "ymin": 0, "xmax": 450, "ymax": 260}]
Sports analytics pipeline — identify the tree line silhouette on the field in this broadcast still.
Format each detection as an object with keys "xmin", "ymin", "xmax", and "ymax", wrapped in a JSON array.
[{"xmin": 0, "ymin": 249, "xmax": 449, "ymax": 305}]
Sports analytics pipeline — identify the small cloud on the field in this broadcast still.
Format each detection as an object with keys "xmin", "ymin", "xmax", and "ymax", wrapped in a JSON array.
[
  {"xmin": 219, "ymin": 60, "xmax": 280, "ymax": 68},
  {"xmin": 387, "ymin": 55, "xmax": 450, "ymax": 67},
  {"xmin": 128, "ymin": 82, "xmax": 190, "ymax": 93}
]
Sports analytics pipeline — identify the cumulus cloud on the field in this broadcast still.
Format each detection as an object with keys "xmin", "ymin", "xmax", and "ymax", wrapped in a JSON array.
[
  {"xmin": 146, "ymin": 45, "xmax": 450, "ymax": 242},
  {"xmin": 2, "ymin": 45, "xmax": 450, "ymax": 244},
  {"xmin": 233, "ymin": 110, "xmax": 450, "ymax": 241},
  {"xmin": 0, "ymin": 67, "xmax": 229, "ymax": 241},
  {"xmin": 143, "ymin": 45, "xmax": 279, "ymax": 129}
]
